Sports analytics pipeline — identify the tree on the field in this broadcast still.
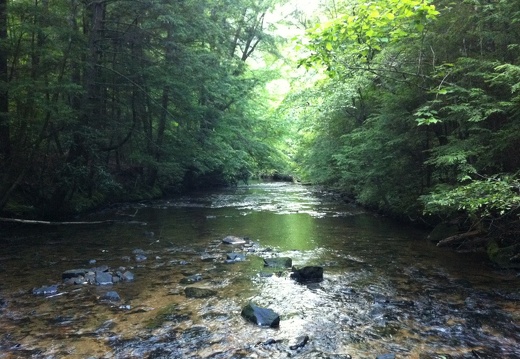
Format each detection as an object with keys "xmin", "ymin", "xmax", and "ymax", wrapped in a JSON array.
[
  {"xmin": 0, "ymin": 0, "xmax": 291, "ymax": 218},
  {"xmin": 0, "ymin": 0, "xmax": 8, "ymax": 160}
]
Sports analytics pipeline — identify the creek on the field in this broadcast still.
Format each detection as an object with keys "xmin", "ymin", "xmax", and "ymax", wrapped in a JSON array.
[{"xmin": 0, "ymin": 182, "xmax": 519, "ymax": 359}]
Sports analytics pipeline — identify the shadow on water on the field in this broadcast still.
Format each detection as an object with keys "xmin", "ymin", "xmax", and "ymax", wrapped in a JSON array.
[{"xmin": 0, "ymin": 182, "xmax": 519, "ymax": 358}]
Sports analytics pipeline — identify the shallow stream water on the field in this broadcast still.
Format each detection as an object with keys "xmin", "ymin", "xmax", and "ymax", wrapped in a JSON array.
[{"xmin": 0, "ymin": 183, "xmax": 519, "ymax": 358}]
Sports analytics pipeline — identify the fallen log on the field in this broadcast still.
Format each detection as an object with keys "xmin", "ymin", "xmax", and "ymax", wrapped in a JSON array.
[
  {"xmin": 436, "ymin": 230, "xmax": 482, "ymax": 247},
  {"xmin": 0, "ymin": 217, "xmax": 147, "ymax": 226}
]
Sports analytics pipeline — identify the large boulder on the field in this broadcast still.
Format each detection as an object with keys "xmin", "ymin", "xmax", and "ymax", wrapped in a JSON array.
[
  {"xmin": 241, "ymin": 302, "xmax": 280, "ymax": 328},
  {"xmin": 290, "ymin": 266, "xmax": 323, "ymax": 284}
]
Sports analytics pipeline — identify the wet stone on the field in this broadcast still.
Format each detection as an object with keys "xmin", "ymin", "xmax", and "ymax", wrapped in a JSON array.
[
  {"xmin": 64, "ymin": 276, "xmax": 87, "ymax": 285},
  {"xmin": 96, "ymin": 319, "xmax": 117, "ymax": 334},
  {"xmin": 135, "ymin": 254, "xmax": 147, "ymax": 262},
  {"xmin": 258, "ymin": 272, "xmax": 275, "ymax": 278},
  {"xmin": 418, "ymin": 354, "xmax": 454, "ymax": 359},
  {"xmin": 262, "ymin": 338, "xmax": 278, "ymax": 346},
  {"xmin": 180, "ymin": 274, "xmax": 203, "ymax": 284},
  {"xmin": 184, "ymin": 287, "xmax": 217, "ymax": 298},
  {"xmin": 376, "ymin": 354, "xmax": 396, "ymax": 359},
  {"xmin": 222, "ymin": 235, "xmax": 247, "ymax": 245},
  {"xmin": 263, "ymin": 257, "xmax": 292, "ymax": 268},
  {"xmin": 52, "ymin": 315, "xmax": 74, "ymax": 326},
  {"xmin": 95, "ymin": 272, "xmax": 113, "ymax": 285},
  {"xmin": 100, "ymin": 291, "xmax": 121, "ymax": 302},
  {"xmin": 94, "ymin": 264, "xmax": 109, "ymax": 272},
  {"xmin": 226, "ymin": 252, "xmax": 246, "ymax": 263},
  {"xmin": 120, "ymin": 271, "xmax": 134, "ymax": 281},
  {"xmin": 201, "ymin": 253, "xmax": 220, "ymax": 262},
  {"xmin": 62, "ymin": 269, "xmax": 88, "ymax": 280},
  {"xmin": 86, "ymin": 275, "xmax": 96, "ymax": 284},
  {"xmin": 289, "ymin": 335, "xmax": 309, "ymax": 350},
  {"xmin": 290, "ymin": 266, "xmax": 324, "ymax": 283},
  {"xmin": 241, "ymin": 302, "xmax": 280, "ymax": 328},
  {"xmin": 32, "ymin": 284, "xmax": 58, "ymax": 296}
]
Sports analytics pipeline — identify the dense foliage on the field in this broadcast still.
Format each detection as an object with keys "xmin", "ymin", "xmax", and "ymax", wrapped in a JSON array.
[
  {"xmin": 0, "ymin": 0, "xmax": 290, "ymax": 218},
  {"xmin": 286, "ymin": 0, "xmax": 520, "ymax": 227},
  {"xmin": 2, "ymin": 0, "xmax": 520, "ymax": 230}
]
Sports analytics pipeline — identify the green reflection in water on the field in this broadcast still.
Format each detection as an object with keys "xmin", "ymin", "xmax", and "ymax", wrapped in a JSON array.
[{"xmin": 240, "ymin": 212, "xmax": 318, "ymax": 251}]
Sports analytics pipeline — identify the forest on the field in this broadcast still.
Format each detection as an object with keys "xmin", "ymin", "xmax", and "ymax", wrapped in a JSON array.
[{"xmin": 1, "ymin": 0, "xmax": 520, "ymax": 253}]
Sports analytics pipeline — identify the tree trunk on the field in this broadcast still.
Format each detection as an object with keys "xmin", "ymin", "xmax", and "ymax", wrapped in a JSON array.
[{"xmin": 0, "ymin": 0, "xmax": 9, "ymax": 161}]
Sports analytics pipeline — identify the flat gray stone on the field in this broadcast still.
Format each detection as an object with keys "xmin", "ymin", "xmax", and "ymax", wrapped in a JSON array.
[{"xmin": 222, "ymin": 236, "xmax": 246, "ymax": 245}]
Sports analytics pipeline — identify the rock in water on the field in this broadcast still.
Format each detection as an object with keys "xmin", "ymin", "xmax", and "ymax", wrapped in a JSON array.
[
  {"xmin": 241, "ymin": 302, "xmax": 280, "ymax": 328},
  {"xmin": 62, "ymin": 269, "xmax": 88, "ymax": 280},
  {"xmin": 184, "ymin": 287, "xmax": 217, "ymax": 298},
  {"xmin": 290, "ymin": 266, "xmax": 323, "ymax": 283},
  {"xmin": 100, "ymin": 291, "xmax": 121, "ymax": 302},
  {"xmin": 32, "ymin": 284, "xmax": 59, "ymax": 296},
  {"xmin": 376, "ymin": 354, "xmax": 396, "ymax": 359},
  {"xmin": 180, "ymin": 274, "xmax": 203, "ymax": 284},
  {"xmin": 95, "ymin": 271, "xmax": 113, "ymax": 285},
  {"xmin": 263, "ymin": 257, "xmax": 292, "ymax": 268},
  {"xmin": 226, "ymin": 252, "xmax": 246, "ymax": 263},
  {"xmin": 289, "ymin": 335, "xmax": 309, "ymax": 350},
  {"xmin": 222, "ymin": 236, "xmax": 246, "ymax": 245}
]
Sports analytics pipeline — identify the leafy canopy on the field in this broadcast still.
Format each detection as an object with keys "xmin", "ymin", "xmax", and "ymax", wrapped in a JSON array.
[{"xmin": 302, "ymin": 0, "xmax": 439, "ymax": 73}]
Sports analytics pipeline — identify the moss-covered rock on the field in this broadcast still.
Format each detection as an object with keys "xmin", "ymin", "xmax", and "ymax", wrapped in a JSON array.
[
  {"xmin": 487, "ymin": 240, "xmax": 520, "ymax": 269},
  {"xmin": 427, "ymin": 222, "xmax": 460, "ymax": 243}
]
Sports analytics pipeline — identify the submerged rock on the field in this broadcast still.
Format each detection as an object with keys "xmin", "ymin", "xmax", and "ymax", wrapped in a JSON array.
[
  {"xmin": 241, "ymin": 302, "xmax": 280, "ymax": 328},
  {"xmin": 222, "ymin": 236, "xmax": 247, "ymax": 245},
  {"xmin": 487, "ymin": 240, "xmax": 520, "ymax": 269},
  {"xmin": 200, "ymin": 253, "xmax": 220, "ymax": 262},
  {"xmin": 180, "ymin": 273, "xmax": 203, "ymax": 284},
  {"xmin": 263, "ymin": 257, "xmax": 292, "ymax": 268},
  {"xmin": 100, "ymin": 291, "xmax": 121, "ymax": 302},
  {"xmin": 120, "ymin": 271, "xmax": 134, "ymax": 281},
  {"xmin": 63, "ymin": 266, "xmax": 134, "ymax": 286},
  {"xmin": 418, "ymin": 353, "xmax": 454, "ymax": 359},
  {"xmin": 226, "ymin": 252, "xmax": 246, "ymax": 263},
  {"xmin": 184, "ymin": 287, "xmax": 217, "ymax": 298},
  {"xmin": 376, "ymin": 354, "xmax": 396, "ymax": 359},
  {"xmin": 32, "ymin": 284, "xmax": 59, "ymax": 296},
  {"xmin": 62, "ymin": 269, "xmax": 88, "ymax": 280},
  {"xmin": 290, "ymin": 266, "xmax": 324, "ymax": 283},
  {"xmin": 289, "ymin": 335, "xmax": 309, "ymax": 350}
]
